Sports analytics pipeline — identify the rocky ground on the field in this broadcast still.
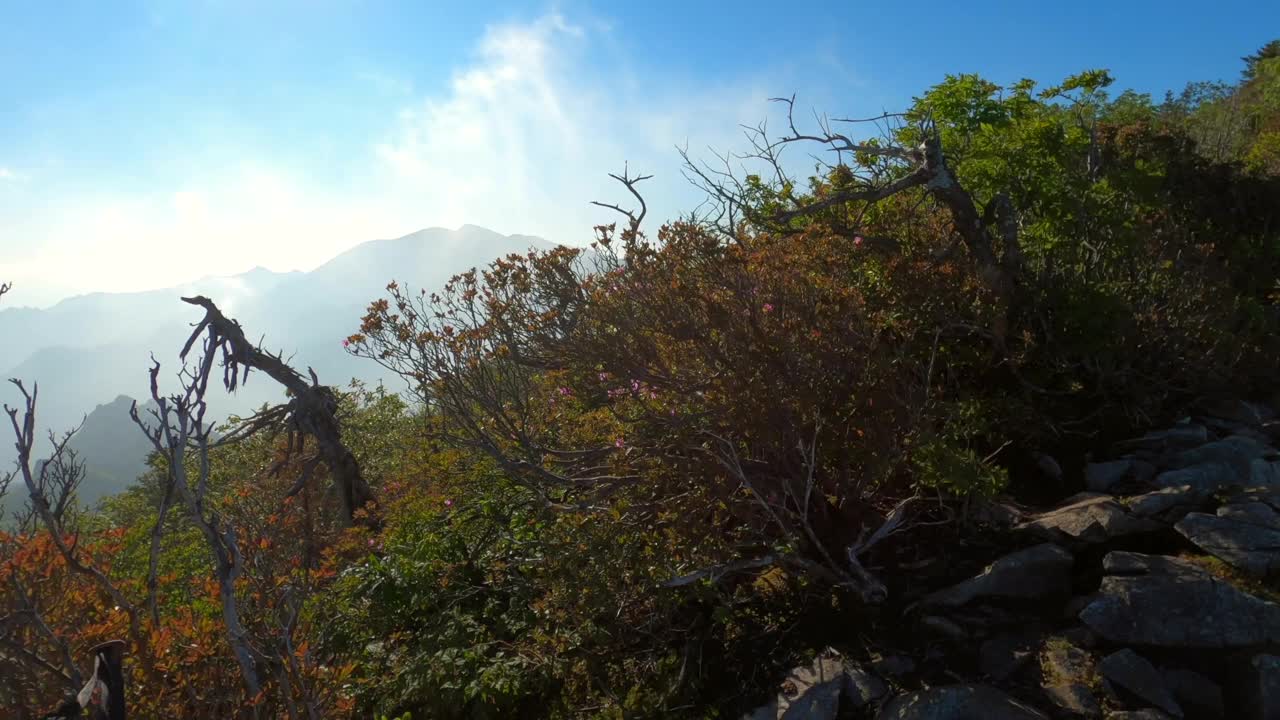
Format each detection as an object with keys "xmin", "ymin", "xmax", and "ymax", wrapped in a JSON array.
[{"xmin": 745, "ymin": 399, "xmax": 1280, "ymax": 719}]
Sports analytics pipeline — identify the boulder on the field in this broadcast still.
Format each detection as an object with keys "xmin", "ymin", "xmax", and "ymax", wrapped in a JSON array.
[
  {"xmin": 1215, "ymin": 501, "xmax": 1280, "ymax": 527},
  {"xmin": 876, "ymin": 684, "xmax": 1048, "ymax": 719},
  {"xmin": 1114, "ymin": 425, "xmax": 1209, "ymax": 455},
  {"xmin": 1043, "ymin": 683, "xmax": 1101, "ymax": 717},
  {"xmin": 1252, "ymin": 459, "xmax": 1280, "ymax": 486},
  {"xmin": 1019, "ymin": 494, "xmax": 1163, "ymax": 545},
  {"xmin": 1231, "ymin": 486, "xmax": 1280, "ymax": 512},
  {"xmin": 1161, "ymin": 436, "xmax": 1275, "ymax": 484},
  {"xmin": 744, "ymin": 653, "xmax": 845, "ymax": 720},
  {"xmin": 1153, "ymin": 464, "xmax": 1243, "ymax": 493},
  {"xmin": 1123, "ymin": 486, "xmax": 1208, "ymax": 520},
  {"xmin": 744, "ymin": 652, "xmax": 891, "ymax": 720},
  {"xmin": 1160, "ymin": 668, "xmax": 1223, "ymax": 720},
  {"xmin": 921, "ymin": 615, "xmax": 968, "ymax": 641},
  {"xmin": 1079, "ymin": 552, "xmax": 1280, "ymax": 648},
  {"xmin": 1098, "ymin": 649, "xmax": 1182, "ymax": 718},
  {"xmin": 922, "ymin": 544, "xmax": 1074, "ymax": 607},
  {"xmin": 1173, "ymin": 436, "xmax": 1273, "ymax": 468},
  {"xmin": 844, "ymin": 666, "xmax": 890, "ymax": 710},
  {"xmin": 1175, "ymin": 511, "xmax": 1280, "ymax": 578},
  {"xmin": 1040, "ymin": 638, "xmax": 1102, "ymax": 717},
  {"xmin": 1088, "ymin": 460, "xmax": 1135, "ymax": 493},
  {"xmin": 1244, "ymin": 654, "xmax": 1280, "ymax": 720}
]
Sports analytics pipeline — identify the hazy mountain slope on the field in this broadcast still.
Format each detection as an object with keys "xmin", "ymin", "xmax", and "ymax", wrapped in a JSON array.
[
  {"xmin": 2, "ymin": 395, "xmax": 159, "ymax": 519},
  {"xmin": 0, "ymin": 267, "xmax": 300, "ymax": 371},
  {"xmin": 0, "ymin": 226, "xmax": 554, "ymax": 493},
  {"xmin": 60, "ymin": 395, "xmax": 159, "ymax": 507}
]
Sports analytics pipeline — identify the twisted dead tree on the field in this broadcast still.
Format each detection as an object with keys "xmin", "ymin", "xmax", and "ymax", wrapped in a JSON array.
[
  {"xmin": 681, "ymin": 96, "xmax": 1022, "ymax": 347},
  {"xmin": 177, "ymin": 295, "xmax": 376, "ymax": 526},
  {"xmin": 130, "ymin": 342, "xmax": 263, "ymax": 702}
]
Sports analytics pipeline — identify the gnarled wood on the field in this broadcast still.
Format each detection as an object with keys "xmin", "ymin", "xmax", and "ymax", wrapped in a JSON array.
[{"xmin": 178, "ymin": 295, "xmax": 376, "ymax": 526}]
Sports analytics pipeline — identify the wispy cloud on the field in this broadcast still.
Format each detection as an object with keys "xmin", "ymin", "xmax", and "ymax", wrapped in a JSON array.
[
  {"xmin": 372, "ymin": 12, "xmax": 773, "ymax": 246},
  {"xmin": 0, "ymin": 167, "xmax": 24, "ymax": 182},
  {"xmin": 3, "ymin": 12, "xmax": 775, "ymax": 308}
]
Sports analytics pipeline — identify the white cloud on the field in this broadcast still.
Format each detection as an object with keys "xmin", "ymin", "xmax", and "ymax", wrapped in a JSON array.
[
  {"xmin": 4, "ymin": 12, "xmax": 781, "ymax": 308},
  {"xmin": 0, "ymin": 167, "xmax": 24, "ymax": 182},
  {"xmin": 371, "ymin": 12, "xmax": 777, "ymax": 248}
]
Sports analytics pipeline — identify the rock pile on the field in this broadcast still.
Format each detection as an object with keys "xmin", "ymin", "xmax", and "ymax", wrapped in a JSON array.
[{"xmin": 744, "ymin": 399, "xmax": 1280, "ymax": 719}]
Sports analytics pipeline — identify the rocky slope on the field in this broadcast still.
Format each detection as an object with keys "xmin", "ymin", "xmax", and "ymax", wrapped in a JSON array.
[{"xmin": 746, "ymin": 398, "xmax": 1280, "ymax": 719}]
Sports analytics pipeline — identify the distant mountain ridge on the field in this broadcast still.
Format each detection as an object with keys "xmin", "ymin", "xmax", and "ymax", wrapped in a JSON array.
[{"xmin": 1, "ymin": 225, "xmax": 555, "ymax": 504}]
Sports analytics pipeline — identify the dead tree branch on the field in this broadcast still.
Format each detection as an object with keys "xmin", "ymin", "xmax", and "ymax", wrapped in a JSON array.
[
  {"xmin": 129, "ymin": 345, "xmax": 264, "ymax": 699},
  {"xmin": 4, "ymin": 380, "xmax": 150, "ymax": 667},
  {"xmin": 177, "ymin": 295, "xmax": 376, "ymax": 526}
]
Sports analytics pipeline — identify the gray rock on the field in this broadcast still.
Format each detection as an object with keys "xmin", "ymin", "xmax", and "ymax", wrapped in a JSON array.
[
  {"xmin": 1020, "ymin": 494, "xmax": 1163, "ymax": 545},
  {"xmin": 1161, "ymin": 668, "xmax": 1224, "ymax": 720},
  {"xmin": 1040, "ymin": 638, "xmax": 1102, "ymax": 716},
  {"xmin": 744, "ymin": 653, "xmax": 846, "ymax": 720},
  {"xmin": 1216, "ymin": 501, "xmax": 1280, "ymax": 528},
  {"xmin": 780, "ymin": 654, "xmax": 845, "ymax": 720},
  {"xmin": 1166, "ymin": 436, "xmax": 1274, "ymax": 479},
  {"xmin": 1124, "ymin": 486, "xmax": 1208, "ymax": 519},
  {"xmin": 971, "ymin": 499, "xmax": 1027, "ymax": 529},
  {"xmin": 1231, "ymin": 486, "xmax": 1280, "ymax": 513},
  {"xmin": 1252, "ymin": 459, "xmax": 1280, "ymax": 487},
  {"xmin": 921, "ymin": 615, "xmax": 968, "ymax": 641},
  {"xmin": 844, "ymin": 666, "xmax": 890, "ymax": 710},
  {"xmin": 1175, "ymin": 512, "xmax": 1280, "ymax": 578},
  {"xmin": 1079, "ymin": 552, "xmax": 1280, "ymax": 648},
  {"xmin": 1154, "ymin": 463, "xmax": 1243, "ymax": 493},
  {"xmin": 1246, "ymin": 654, "xmax": 1280, "ymax": 720},
  {"xmin": 1043, "ymin": 682, "xmax": 1102, "ymax": 717},
  {"xmin": 1115, "ymin": 425, "xmax": 1209, "ymax": 455},
  {"xmin": 1100, "ymin": 551, "xmax": 1198, "ymax": 576},
  {"xmin": 1099, "ymin": 649, "xmax": 1182, "ymax": 717},
  {"xmin": 1036, "ymin": 453, "xmax": 1064, "ymax": 483},
  {"xmin": 922, "ymin": 544, "xmax": 1074, "ymax": 607},
  {"xmin": 1041, "ymin": 638, "xmax": 1099, "ymax": 687},
  {"xmin": 1132, "ymin": 460, "xmax": 1158, "ymax": 485},
  {"xmin": 1088, "ymin": 460, "xmax": 1135, "ymax": 493},
  {"xmin": 876, "ymin": 684, "xmax": 1048, "ymax": 719}
]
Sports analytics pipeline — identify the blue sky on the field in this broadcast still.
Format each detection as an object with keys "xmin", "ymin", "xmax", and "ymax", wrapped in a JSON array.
[{"xmin": 2, "ymin": 0, "xmax": 1277, "ymax": 307}]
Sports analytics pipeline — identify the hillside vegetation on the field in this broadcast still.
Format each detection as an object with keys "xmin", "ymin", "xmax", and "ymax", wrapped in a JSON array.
[{"xmin": 2, "ymin": 43, "xmax": 1279, "ymax": 719}]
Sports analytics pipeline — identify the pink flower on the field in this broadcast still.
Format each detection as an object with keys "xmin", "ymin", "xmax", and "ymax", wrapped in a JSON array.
[
  {"xmin": 614, "ymin": 438, "xmax": 625, "ymax": 448},
  {"xmin": 444, "ymin": 499, "xmax": 453, "ymax": 507},
  {"xmin": 598, "ymin": 372, "xmax": 609, "ymax": 381},
  {"xmin": 558, "ymin": 386, "xmax": 572, "ymax": 396},
  {"xmin": 854, "ymin": 236, "xmax": 864, "ymax": 247},
  {"xmin": 367, "ymin": 539, "xmax": 377, "ymax": 547},
  {"xmin": 762, "ymin": 303, "xmax": 775, "ymax": 313},
  {"xmin": 342, "ymin": 339, "xmax": 350, "ymax": 348}
]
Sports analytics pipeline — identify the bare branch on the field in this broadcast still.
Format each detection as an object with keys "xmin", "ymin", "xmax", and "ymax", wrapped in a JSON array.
[
  {"xmin": 590, "ymin": 164, "xmax": 653, "ymax": 243},
  {"xmin": 178, "ymin": 295, "xmax": 376, "ymax": 526},
  {"xmin": 129, "ymin": 343, "xmax": 264, "ymax": 698}
]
